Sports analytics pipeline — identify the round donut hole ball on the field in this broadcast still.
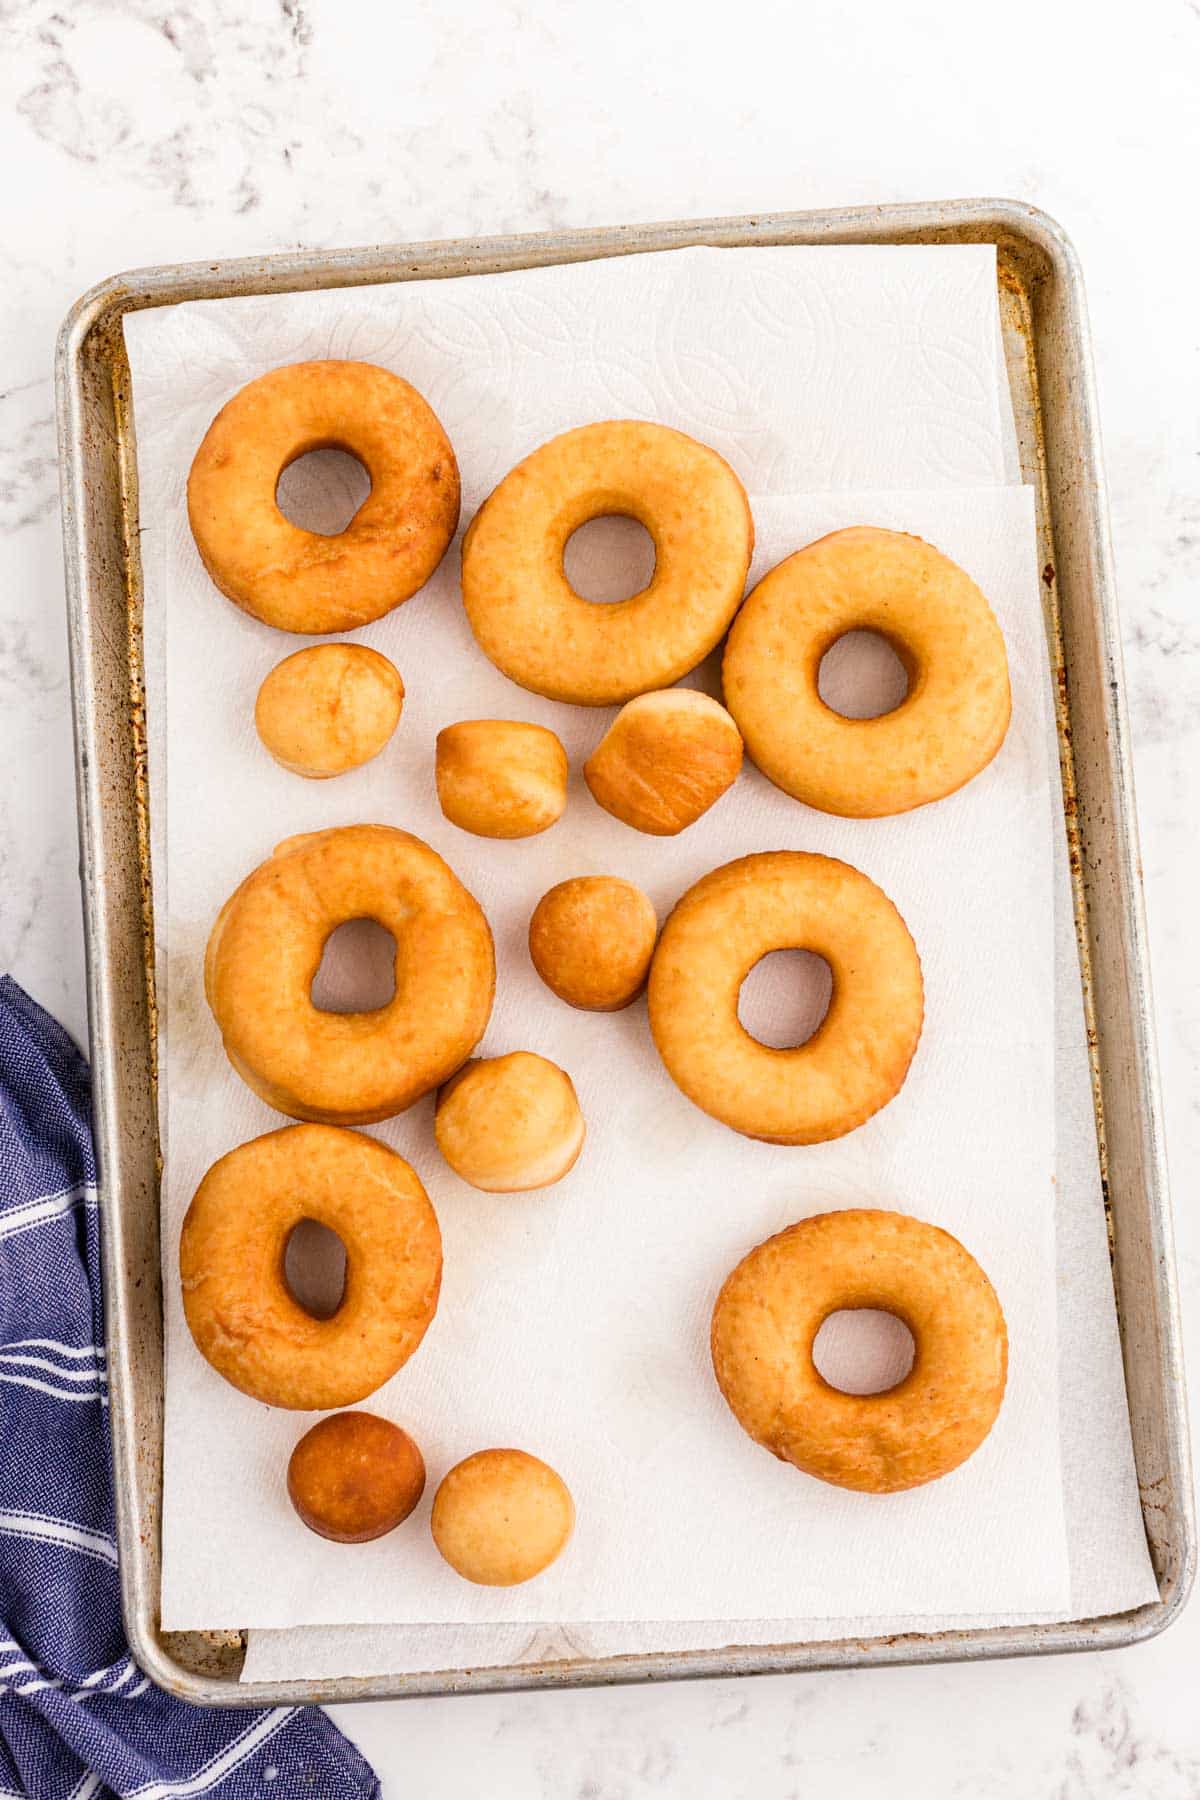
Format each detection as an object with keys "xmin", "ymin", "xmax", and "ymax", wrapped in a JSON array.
[
  {"xmin": 431, "ymin": 1448, "xmax": 575, "ymax": 1586},
  {"xmin": 287, "ymin": 1411, "xmax": 426, "ymax": 1543},
  {"xmin": 528, "ymin": 876, "xmax": 658, "ymax": 1012},
  {"xmin": 584, "ymin": 689, "xmax": 743, "ymax": 836},
  {"xmin": 436, "ymin": 720, "xmax": 568, "ymax": 839},
  {"xmin": 255, "ymin": 643, "xmax": 404, "ymax": 779},
  {"xmin": 435, "ymin": 1052, "xmax": 585, "ymax": 1192}
]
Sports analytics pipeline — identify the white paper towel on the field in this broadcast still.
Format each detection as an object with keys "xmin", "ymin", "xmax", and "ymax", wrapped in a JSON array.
[
  {"xmin": 241, "ymin": 696, "xmax": 1159, "ymax": 1679},
  {"xmin": 120, "ymin": 244, "xmax": 1153, "ymax": 1656}
]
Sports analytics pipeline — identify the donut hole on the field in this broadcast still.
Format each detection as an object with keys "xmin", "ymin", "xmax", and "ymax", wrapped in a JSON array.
[
  {"xmin": 311, "ymin": 918, "xmax": 397, "ymax": 1014},
  {"xmin": 563, "ymin": 515, "xmax": 657, "ymax": 603},
  {"xmin": 818, "ymin": 630, "xmax": 910, "ymax": 720},
  {"xmin": 813, "ymin": 1308, "xmax": 916, "ymax": 1395},
  {"xmin": 737, "ymin": 950, "xmax": 833, "ymax": 1049},
  {"xmin": 276, "ymin": 447, "xmax": 372, "ymax": 536},
  {"xmin": 284, "ymin": 1219, "xmax": 347, "ymax": 1320}
]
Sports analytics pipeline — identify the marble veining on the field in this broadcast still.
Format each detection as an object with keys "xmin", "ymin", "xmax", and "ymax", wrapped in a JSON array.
[{"xmin": 1, "ymin": 0, "xmax": 1197, "ymax": 1792}]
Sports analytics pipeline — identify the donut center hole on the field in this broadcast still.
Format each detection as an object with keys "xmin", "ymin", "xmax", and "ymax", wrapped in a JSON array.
[
  {"xmin": 276, "ymin": 448, "xmax": 372, "ymax": 536},
  {"xmin": 284, "ymin": 1219, "xmax": 347, "ymax": 1320},
  {"xmin": 738, "ymin": 950, "xmax": 833, "ymax": 1049},
  {"xmin": 311, "ymin": 918, "xmax": 397, "ymax": 1014},
  {"xmin": 813, "ymin": 1309, "xmax": 915, "ymax": 1395},
  {"xmin": 818, "ymin": 631, "xmax": 909, "ymax": 720},
  {"xmin": 563, "ymin": 516, "xmax": 656, "ymax": 603}
]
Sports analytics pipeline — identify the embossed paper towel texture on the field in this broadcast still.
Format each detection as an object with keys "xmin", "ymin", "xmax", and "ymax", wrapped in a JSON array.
[
  {"xmin": 124, "ymin": 247, "xmax": 1080, "ymax": 1630},
  {"xmin": 241, "ymin": 542, "xmax": 1157, "ymax": 1677}
]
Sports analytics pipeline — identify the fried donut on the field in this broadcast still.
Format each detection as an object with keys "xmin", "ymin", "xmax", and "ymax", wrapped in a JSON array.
[
  {"xmin": 584, "ymin": 689, "xmax": 743, "ymax": 835},
  {"xmin": 187, "ymin": 360, "xmax": 460, "ymax": 633},
  {"xmin": 435, "ymin": 1052, "xmax": 585, "ymax": 1192},
  {"xmin": 431, "ymin": 1449, "xmax": 575, "ymax": 1586},
  {"xmin": 205, "ymin": 824, "xmax": 495, "ymax": 1124},
  {"xmin": 461, "ymin": 422, "xmax": 753, "ymax": 705},
  {"xmin": 723, "ymin": 527, "xmax": 1011, "ymax": 817},
  {"xmin": 180, "ymin": 1124, "xmax": 442, "ymax": 1410},
  {"xmin": 287, "ymin": 1412, "xmax": 426, "ymax": 1542},
  {"xmin": 435, "ymin": 720, "xmax": 568, "ymax": 839},
  {"xmin": 528, "ymin": 876, "xmax": 658, "ymax": 1011},
  {"xmin": 255, "ymin": 643, "xmax": 404, "ymax": 778},
  {"xmin": 647, "ymin": 852, "xmax": 923, "ymax": 1144},
  {"xmin": 711, "ymin": 1209, "xmax": 1007, "ymax": 1492}
]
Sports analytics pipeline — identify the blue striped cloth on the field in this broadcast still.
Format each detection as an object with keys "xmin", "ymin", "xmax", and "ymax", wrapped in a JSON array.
[{"xmin": 0, "ymin": 976, "xmax": 380, "ymax": 1799}]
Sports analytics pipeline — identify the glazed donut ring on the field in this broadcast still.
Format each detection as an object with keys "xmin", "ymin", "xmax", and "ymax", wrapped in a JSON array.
[
  {"xmin": 461, "ymin": 421, "xmax": 754, "ymax": 704},
  {"xmin": 647, "ymin": 852, "xmax": 923, "ymax": 1144},
  {"xmin": 711, "ymin": 1209, "xmax": 1007, "ymax": 1492},
  {"xmin": 180, "ymin": 1124, "xmax": 442, "ymax": 1410},
  {"xmin": 723, "ymin": 527, "xmax": 1011, "ymax": 816},
  {"xmin": 205, "ymin": 824, "xmax": 495, "ymax": 1125},
  {"xmin": 187, "ymin": 360, "xmax": 460, "ymax": 634}
]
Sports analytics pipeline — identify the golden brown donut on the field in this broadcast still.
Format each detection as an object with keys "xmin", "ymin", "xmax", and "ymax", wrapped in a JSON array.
[
  {"xmin": 187, "ymin": 360, "xmax": 460, "ymax": 633},
  {"xmin": 180, "ymin": 1124, "xmax": 441, "ymax": 1410},
  {"xmin": 723, "ymin": 527, "xmax": 1011, "ymax": 817},
  {"xmin": 205, "ymin": 824, "xmax": 494, "ymax": 1124},
  {"xmin": 528, "ymin": 876, "xmax": 658, "ymax": 1011},
  {"xmin": 461, "ymin": 421, "xmax": 753, "ymax": 705},
  {"xmin": 255, "ymin": 643, "xmax": 404, "ymax": 778},
  {"xmin": 647, "ymin": 852, "xmax": 923, "ymax": 1144},
  {"xmin": 584, "ymin": 689, "xmax": 743, "ymax": 835},
  {"xmin": 431, "ymin": 1449, "xmax": 575, "ymax": 1585},
  {"xmin": 711, "ymin": 1209, "xmax": 1007, "ymax": 1492},
  {"xmin": 434, "ymin": 1052, "xmax": 585, "ymax": 1192},
  {"xmin": 435, "ymin": 720, "xmax": 568, "ymax": 839},
  {"xmin": 287, "ymin": 1412, "xmax": 426, "ymax": 1542}
]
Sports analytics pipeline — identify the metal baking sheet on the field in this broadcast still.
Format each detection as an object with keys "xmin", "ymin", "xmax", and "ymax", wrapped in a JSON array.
[{"xmin": 54, "ymin": 200, "xmax": 1194, "ymax": 1706}]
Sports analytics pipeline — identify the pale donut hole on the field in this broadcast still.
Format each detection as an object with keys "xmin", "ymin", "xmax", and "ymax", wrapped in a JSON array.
[
  {"xmin": 436, "ymin": 720, "xmax": 568, "ymax": 839},
  {"xmin": 255, "ymin": 643, "xmax": 404, "ymax": 778},
  {"xmin": 584, "ymin": 688, "xmax": 743, "ymax": 835},
  {"xmin": 434, "ymin": 1052, "xmax": 585, "ymax": 1192},
  {"xmin": 528, "ymin": 875, "xmax": 658, "ymax": 1011},
  {"xmin": 431, "ymin": 1448, "xmax": 575, "ymax": 1586}
]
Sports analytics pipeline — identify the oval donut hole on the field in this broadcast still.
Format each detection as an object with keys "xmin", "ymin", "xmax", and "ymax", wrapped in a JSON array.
[
  {"xmin": 737, "ymin": 949, "xmax": 833, "ymax": 1050},
  {"xmin": 812, "ymin": 1308, "xmax": 916, "ymax": 1396},
  {"xmin": 275, "ymin": 447, "xmax": 373, "ymax": 537},
  {"xmin": 817, "ymin": 629, "xmax": 911, "ymax": 721},
  {"xmin": 562, "ymin": 515, "xmax": 657, "ymax": 603},
  {"xmin": 283, "ymin": 1218, "xmax": 347, "ymax": 1320},
  {"xmin": 310, "ymin": 918, "xmax": 397, "ymax": 1015}
]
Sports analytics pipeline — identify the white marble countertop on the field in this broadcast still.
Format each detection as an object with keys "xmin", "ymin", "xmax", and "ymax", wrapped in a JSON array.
[{"xmin": 2, "ymin": 0, "xmax": 1197, "ymax": 1792}]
